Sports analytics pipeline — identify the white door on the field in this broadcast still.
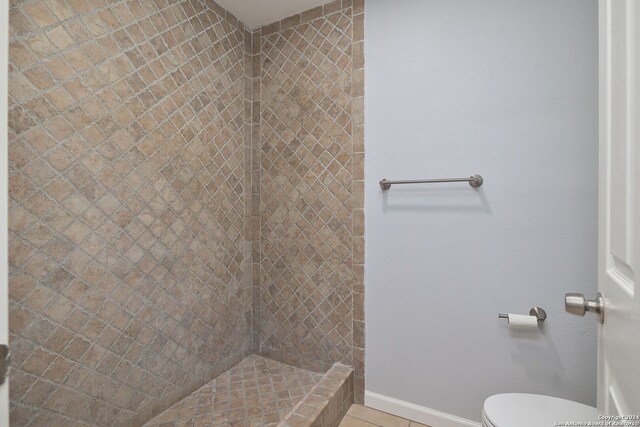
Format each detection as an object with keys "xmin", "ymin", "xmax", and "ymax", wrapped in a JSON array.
[
  {"xmin": 0, "ymin": 0, "xmax": 9, "ymax": 423},
  {"xmin": 598, "ymin": 0, "xmax": 640, "ymax": 416}
]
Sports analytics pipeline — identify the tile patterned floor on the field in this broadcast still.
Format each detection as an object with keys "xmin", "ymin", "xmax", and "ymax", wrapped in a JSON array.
[
  {"xmin": 339, "ymin": 405, "xmax": 431, "ymax": 427},
  {"xmin": 144, "ymin": 355, "xmax": 324, "ymax": 427}
]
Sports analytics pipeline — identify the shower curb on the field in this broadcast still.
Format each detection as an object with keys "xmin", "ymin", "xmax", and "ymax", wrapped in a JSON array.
[{"xmin": 278, "ymin": 363, "xmax": 354, "ymax": 427}]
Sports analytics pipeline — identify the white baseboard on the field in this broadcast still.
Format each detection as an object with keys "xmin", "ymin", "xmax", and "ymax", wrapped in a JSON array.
[{"xmin": 364, "ymin": 391, "xmax": 481, "ymax": 427}]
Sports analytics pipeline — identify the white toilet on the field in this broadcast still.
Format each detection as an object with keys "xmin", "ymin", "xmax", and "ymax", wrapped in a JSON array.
[{"xmin": 482, "ymin": 393, "xmax": 598, "ymax": 427}]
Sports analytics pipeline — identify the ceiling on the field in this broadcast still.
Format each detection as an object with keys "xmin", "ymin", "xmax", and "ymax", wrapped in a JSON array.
[{"xmin": 214, "ymin": 0, "xmax": 333, "ymax": 29}]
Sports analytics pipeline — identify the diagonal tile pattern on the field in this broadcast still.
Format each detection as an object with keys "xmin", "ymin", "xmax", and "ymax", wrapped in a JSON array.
[
  {"xmin": 143, "ymin": 355, "xmax": 323, "ymax": 427},
  {"xmin": 8, "ymin": 0, "xmax": 251, "ymax": 425},
  {"xmin": 9, "ymin": 0, "xmax": 365, "ymax": 424},
  {"xmin": 258, "ymin": 1, "xmax": 355, "ymax": 371}
]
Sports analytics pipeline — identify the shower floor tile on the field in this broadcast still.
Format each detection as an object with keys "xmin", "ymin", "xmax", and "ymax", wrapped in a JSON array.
[{"xmin": 144, "ymin": 355, "xmax": 324, "ymax": 427}]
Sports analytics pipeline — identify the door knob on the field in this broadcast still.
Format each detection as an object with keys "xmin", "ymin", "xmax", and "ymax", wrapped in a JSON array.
[{"xmin": 564, "ymin": 292, "xmax": 605, "ymax": 324}]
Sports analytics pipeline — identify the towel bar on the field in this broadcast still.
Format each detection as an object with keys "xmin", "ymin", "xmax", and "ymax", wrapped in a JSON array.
[{"xmin": 379, "ymin": 174, "xmax": 483, "ymax": 190}]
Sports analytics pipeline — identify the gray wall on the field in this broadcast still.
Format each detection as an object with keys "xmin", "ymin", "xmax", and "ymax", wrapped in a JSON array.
[{"xmin": 364, "ymin": 0, "xmax": 598, "ymax": 422}]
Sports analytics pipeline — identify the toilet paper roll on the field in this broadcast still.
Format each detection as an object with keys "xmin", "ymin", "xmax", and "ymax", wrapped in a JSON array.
[{"xmin": 508, "ymin": 314, "xmax": 539, "ymax": 329}]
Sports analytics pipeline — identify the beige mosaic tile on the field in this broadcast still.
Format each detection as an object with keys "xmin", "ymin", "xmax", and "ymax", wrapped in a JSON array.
[
  {"xmin": 9, "ymin": 0, "xmax": 251, "ymax": 425},
  {"xmin": 9, "ymin": 0, "xmax": 365, "ymax": 424},
  {"xmin": 351, "ymin": 0, "xmax": 365, "ymax": 404},
  {"xmin": 279, "ymin": 363, "xmax": 353, "ymax": 427},
  {"xmin": 144, "ymin": 355, "xmax": 323, "ymax": 427},
  {"xmin": 258, "ymin": 0, "xmax": 355, "ymax": 373}
]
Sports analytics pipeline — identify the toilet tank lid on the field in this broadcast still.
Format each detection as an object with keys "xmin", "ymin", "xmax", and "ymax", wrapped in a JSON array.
[{"xmin": 483, "ymin": 393, "xmax": 598, "ymax": 427}]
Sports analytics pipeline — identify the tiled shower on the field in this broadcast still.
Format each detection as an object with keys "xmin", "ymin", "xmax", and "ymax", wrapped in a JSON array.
[{"xmin": 7, "ymin": 0, "xmax": 364, "ymax": 425}]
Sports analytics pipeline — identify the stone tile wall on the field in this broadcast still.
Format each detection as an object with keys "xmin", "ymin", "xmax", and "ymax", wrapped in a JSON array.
[
  {"xmin": 256, "ymin": 0, "xmax": 365, "ymax": 402},
  {"xmin": 351, "ymin": 0, "xmax": 365, "ymax": 403},
  {"xmin": 8, "ymin": 0, "xmax": 365, "ymax": 424},
  {"xmin": 8, "ymin": 0, "xmax": 251, "ymax": 424},
  {"xmin": 248, "ymin": 27, "xmax": 261, "ymax": 354}
]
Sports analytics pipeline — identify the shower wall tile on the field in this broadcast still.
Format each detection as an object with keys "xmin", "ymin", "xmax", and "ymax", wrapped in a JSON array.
[
  {"xmin": 9, "ymin": 0, "xmax": 366, "ymax": 422},
  {"xmin": 351, "ymin": 0, "xmax": 365, "ymax": 403},
  {"xmin": 257, "ymin": 0, "xmax": 360, "ymax": 391},
  {"xmin": 248, "ymin": 28, "xmax": 262, "ymax": 353},
  {"xmin": 243, "ymin": 28, "xmax": 254, "ymax": 353},
  {"xmin": 8, "ymin": 0, "xmax": 251, "ymax": 425}
]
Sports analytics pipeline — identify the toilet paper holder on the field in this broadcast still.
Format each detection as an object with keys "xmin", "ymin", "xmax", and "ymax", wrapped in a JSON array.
[{"xmin": 498, "ymin": 307, "xmax": 547, "ymax": 323}]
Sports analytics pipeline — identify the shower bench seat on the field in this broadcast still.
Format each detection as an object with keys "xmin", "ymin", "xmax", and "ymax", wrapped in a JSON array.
[{"xmin": 143, "ymin": 355, "xmax": 353, "ymax": 427}]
